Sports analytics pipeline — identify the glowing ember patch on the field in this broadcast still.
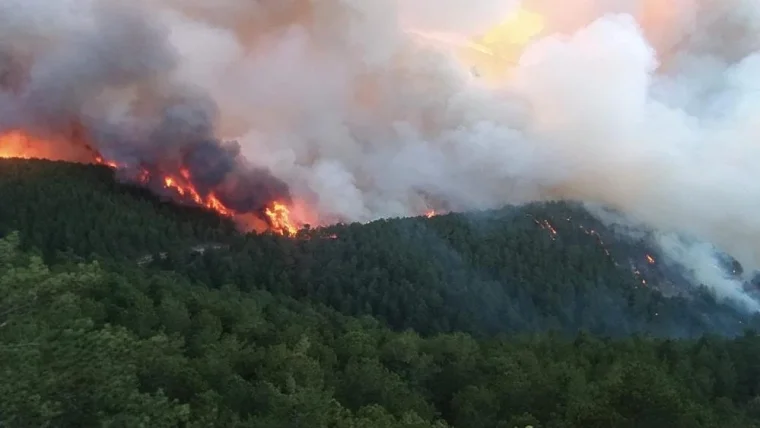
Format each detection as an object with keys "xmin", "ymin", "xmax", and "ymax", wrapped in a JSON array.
[
  {"xmin": 94, "ymin": 156, "xmax": 119, "ymax": 169},
  {"xmin": 136, "ymin": 169, "xmax": 150, "ymax": 184}
]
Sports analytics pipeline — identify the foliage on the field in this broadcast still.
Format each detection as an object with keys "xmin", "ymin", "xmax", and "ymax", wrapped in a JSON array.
[
  {"xmin": 1, "ymin": 233, "xmax": 760, "ymax": 426},
  {"xmin": 3, "ymin": 159, "xmax": 760, "ymax": 426},
  {"xmin": 168, "ymin": 204, "xmax": 758, "ymax": 338},
  {"xmin": 0, "ymin": 159, "xmax": 235, "ymax": 261},
  {"xmin": 2, "ymin": 160, "xmax": 754, "ymax": 339}
]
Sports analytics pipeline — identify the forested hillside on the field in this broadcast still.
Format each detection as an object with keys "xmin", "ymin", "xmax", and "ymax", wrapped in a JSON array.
[
  {"xmin": 4, "ymin": 231, "xmax": 760, "ymax": 427},
  {"xmin": 3, "ymin": 158, "xmax": 760, "ymax": 426},
  {"xmin": 163, "ymin": 206, "xmax": 759, "ymax": 338},
  {"xmin": 0, "ymin": 159, "xmax": 236, "ymax": 260},
  {"xmin": 1, "ymin": 159, "xmax": 755, "ymax": 339}
]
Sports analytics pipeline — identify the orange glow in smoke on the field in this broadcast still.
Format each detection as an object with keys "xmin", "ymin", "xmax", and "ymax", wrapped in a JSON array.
[
  {"xmin": 4, "ymin": 130, "xmax": 434, "ymax": 236},
  {"xmin": 0, "ymin": 130, "xmax": 50, "ymax": 159}
]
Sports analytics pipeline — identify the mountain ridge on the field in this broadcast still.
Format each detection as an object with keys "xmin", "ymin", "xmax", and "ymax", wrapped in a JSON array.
[
  {"xmin": 4, "ymin": 157, "xmax": 760, "ymax": 426},
  {"xmin": 1, "ymin": 158, "xmax": 756, "ymax": 339}
]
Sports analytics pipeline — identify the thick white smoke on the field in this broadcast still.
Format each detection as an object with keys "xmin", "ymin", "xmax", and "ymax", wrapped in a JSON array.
[{"xmin": 3, "ymin": 0, "xmax": 760, "ymax": 308}]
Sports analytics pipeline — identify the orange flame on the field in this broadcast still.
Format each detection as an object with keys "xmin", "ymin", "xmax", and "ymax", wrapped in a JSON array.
[
  {"xmin": 94, "ymin": 156, "xmax": 119, "ymax": 169},
  {"xmin": 3, "ymin": 130, "xmax": 433, "ymax": 238},
  {"xmin": 0, "ymin": 130, "xmax": 46, "ymax": 159},
  {"xmin": 646, "ymin": 254, "xmax": 655, "ymax": 264},
  {"xmin": 2, "ymin": 129, "xmax": 96, "ymax": 162},
  {"xmin": 264, "ymin": 201, "xmax": 299, "ymax": 236},
  {"xmin": 3, "ymin": 130, "xmax": 310, "ymax": 237},
  {"xmin": 161, "ymin": 174, "xmax": 233, "ymax": 217},
  {"xmin": 105, "ymin": 162, "xmax": 304, "ymax": 236}
]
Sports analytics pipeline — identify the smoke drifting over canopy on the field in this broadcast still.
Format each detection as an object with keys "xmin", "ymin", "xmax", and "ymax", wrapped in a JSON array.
[
  {"xmin": 2, "ymin": 0, "xmax": 760, "ymax": 307},
  {"xmin": 0, "ymin": 0, "xmax": 291, "ymax": 216}
]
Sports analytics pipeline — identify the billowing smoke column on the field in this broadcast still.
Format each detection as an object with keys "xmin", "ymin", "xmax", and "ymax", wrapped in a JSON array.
[
  {"xmin": 0, "ymin": 0, "xmax": 291, "ymax": 219},
  {"xmin": 3, "ymin": 0, "xmax": 760, "ymax": 309}
]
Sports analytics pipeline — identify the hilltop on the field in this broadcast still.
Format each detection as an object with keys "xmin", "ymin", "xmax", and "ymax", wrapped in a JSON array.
[
  {"xmin": 1, "ymin": 158, "xmax": 756, "ymax": 339},
  {"xmin": 164, "ymin": 202, "xmax": 758, "ymax": 338},
  {"xmin": 0, "ymin": 158, "xmax": 237, "ymax": 260},
  {"xmin": 4, "ymin": 158, "xmax": 760, "ymax": 426}
]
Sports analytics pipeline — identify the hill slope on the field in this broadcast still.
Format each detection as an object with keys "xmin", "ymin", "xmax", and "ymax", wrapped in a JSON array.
[
  {"xmin": 4, "ymin": 159, "xmax": 760, "ymax": 426},
  {"xmin": 164, "ymin": 202, "xmax": 758, "ymax": 338},
  {"xmin": 0, "ymin": 158, "xmax": 236, "ymax": 260},
  {"xmin": 1, "ymin": 158, "xmax": 756, "ymax": 339},
  {"xmin": 3, "ymin": 225, "xmax": 760, "ymax": 427}
]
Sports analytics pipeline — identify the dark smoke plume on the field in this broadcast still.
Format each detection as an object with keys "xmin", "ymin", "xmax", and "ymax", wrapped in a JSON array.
[
  {"xmin": 4, "ymin": 0, "xmax": 760, "ymax": 311},
  {"xmin": 0, "ymin": 0, "xmax": 289, "ymax": 216}
]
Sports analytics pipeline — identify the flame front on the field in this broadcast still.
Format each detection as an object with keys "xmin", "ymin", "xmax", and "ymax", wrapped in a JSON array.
[
  {"xmin": 4, "ymin": 130, "xmax": 436, "ymax": 236},
  {"xmin": 264, "ymin": 201, "xmax": 299, "ymax": 236},
  {"xmin": 2, "ymin": 130, "xmax": 310, "ymax": 236},
  {"xmin": 161, "ymin": 174, "xmax": 232, "ymax": 217},
  {"xmin": 1, "ymin": 131, "xmax": 46, "ymax": 159},
  {"xmin": 94, "ymin": 156, "xmax": 119, "ymax": 169}
]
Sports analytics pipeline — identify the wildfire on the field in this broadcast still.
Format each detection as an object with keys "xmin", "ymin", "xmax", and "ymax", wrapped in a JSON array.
[
  {"xmin": 533, "ymin": 217, "xmax": 558, "ymax": 240},
  {"xmin": 0, "ymin": 130, "xmax": 46, "ymax": 159},
  {"xmin": 94, "ymin": 156, "xmax": 119, "ymax": 169},
  {"xmin": 577, "ymin": 224, "xmax": 613, "ymax": 258},
  {"xmin": 1, "ymin": 129, "xmax": 309, "ymax": 236},
  {"xmin": 103, "ymin": 161, "xmax": 305, "ymax": 236},
  {"xmin": 264, "ymin": 201, "xmax": 299, "ymax": 236},
  {"xmin": 93, "ymin": 155, "xmax": 237, "ymax": 219},
  {"xmin": 646, "ymin": 254, "xmax": 656, "ymax": 264},
  {"xmin": 93, "ymin": 150, "xmax": 305, "ymax": 235},
  {"xmin": 162, "ymin": 173, "xmax": 233, "ymax": 217},
  {"xmin": 4, "ymin": 130, "xmax": 432, "ymax": 237}
]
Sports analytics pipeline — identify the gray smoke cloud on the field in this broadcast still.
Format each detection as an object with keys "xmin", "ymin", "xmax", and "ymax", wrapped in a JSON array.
[
  {"xmin": 2, "ymin": 0, "xmax": 760, "ymax": 308},
  {"xmin": 0, "ymin": 0, "xmax": 290, "ymax": 215}
]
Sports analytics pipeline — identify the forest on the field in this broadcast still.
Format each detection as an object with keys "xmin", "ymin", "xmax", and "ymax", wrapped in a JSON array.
[{"xmin": 2, "ymin": 158, "xmax": 760, "ymax": 427}]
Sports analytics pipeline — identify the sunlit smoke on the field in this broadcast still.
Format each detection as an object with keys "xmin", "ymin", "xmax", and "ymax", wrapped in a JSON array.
[{"xmin": 2, "ymin": 0, "xmax": 760, "ymax": 308}]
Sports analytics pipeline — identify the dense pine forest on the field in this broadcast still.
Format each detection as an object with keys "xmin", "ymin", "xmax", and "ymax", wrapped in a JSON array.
[{"xmin": 3, "ymin": 158, "xmax": 760, "ymax": 427}]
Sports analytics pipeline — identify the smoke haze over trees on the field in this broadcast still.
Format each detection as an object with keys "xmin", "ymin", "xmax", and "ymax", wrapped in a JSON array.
[
  {"xmin": 4, "ymin": 0, "xmax": 760, "ymax": 424},
  {"xmin": 2, "ymin": 159, "xmax": 760, "ymax": 426},
  {"xmin": 3, "ymin": 0, "xmax": 760, "ymax": 308}
]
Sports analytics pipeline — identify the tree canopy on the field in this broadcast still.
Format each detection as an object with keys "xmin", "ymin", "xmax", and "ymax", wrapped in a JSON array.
[{"xmin": 2, "ymin": 158, "xmax": 759, "ymax": 426}]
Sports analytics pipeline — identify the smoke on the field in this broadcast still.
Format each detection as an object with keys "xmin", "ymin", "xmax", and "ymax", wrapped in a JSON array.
[
  {"xmin": 3, "ymin": 0, "xmax": 760, "ymax": 308},
  {"xmin": 587, "ymin": 203, "xmax": 760, "ymax": 312},
  {"xmin": 0, "ymin": 0, "xmax": 290, "ymax": 214},
  {"xmin": 655, "ymin": 233, "xmax": 759, "ymax": 312}
]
